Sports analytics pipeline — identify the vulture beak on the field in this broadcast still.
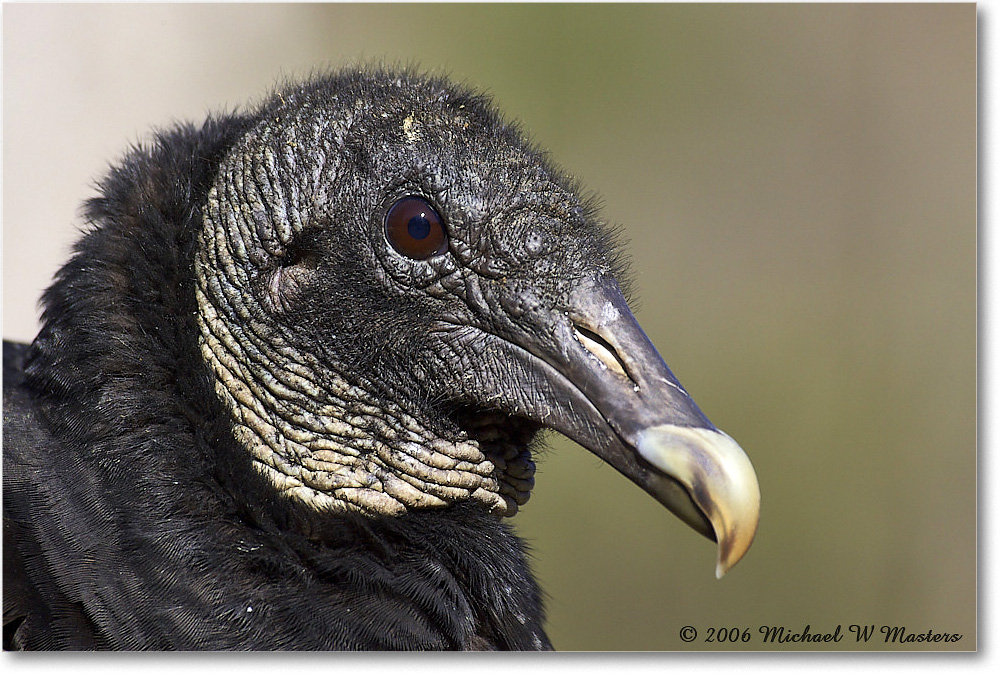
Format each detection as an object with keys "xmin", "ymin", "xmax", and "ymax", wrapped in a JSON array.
[{"xmin": 526, "ymin": 278, "xmax": 760, "ymax": 578}]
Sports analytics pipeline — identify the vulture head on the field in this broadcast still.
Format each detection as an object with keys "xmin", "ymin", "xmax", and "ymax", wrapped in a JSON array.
[{"xmin": 194, "ymin": 71, "xmax": 759, "ymax": 577}]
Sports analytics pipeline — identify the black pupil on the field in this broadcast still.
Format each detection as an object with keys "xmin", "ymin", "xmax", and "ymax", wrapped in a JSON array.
[{"xmin": 407, "ymin": 215, "xmax": 431, "ymax": 240}]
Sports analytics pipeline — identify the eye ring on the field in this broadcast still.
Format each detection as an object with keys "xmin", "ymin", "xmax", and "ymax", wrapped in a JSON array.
[{"xmin": 384, "ymin": 196, "xmax": 448, "ymax": 260}]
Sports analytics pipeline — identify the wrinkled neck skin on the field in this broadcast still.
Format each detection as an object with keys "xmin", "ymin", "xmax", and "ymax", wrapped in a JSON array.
[
  {"xmin": 194, "ymin": 103, "xmax": 534, "ymax": 520},
  {"xmin": 197, "ymin": 288, "xmax": 525, "ymax": 516}
]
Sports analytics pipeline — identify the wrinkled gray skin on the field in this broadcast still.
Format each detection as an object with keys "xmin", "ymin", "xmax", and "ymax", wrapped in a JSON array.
[
  {"xmin": 197, "ymin": 73, "xmax": 625, "ymax": 518},
  {"xmin": 195, "ymin": 72, "xmax": 758, "ymax": 579}
]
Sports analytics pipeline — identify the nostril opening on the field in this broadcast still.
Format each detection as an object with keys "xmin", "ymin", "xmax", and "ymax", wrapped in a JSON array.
[{"xmin": 572, "ymin": 324, "xmax": 633, "ymax": 383}]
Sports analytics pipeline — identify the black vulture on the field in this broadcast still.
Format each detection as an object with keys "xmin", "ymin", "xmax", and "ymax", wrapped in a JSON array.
[{"xmin": 2, "ymin": 69, "xmax": 759, "ymax": 650}]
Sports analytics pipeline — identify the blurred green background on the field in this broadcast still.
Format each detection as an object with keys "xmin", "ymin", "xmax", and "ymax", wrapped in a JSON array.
[{"xmin": 3, "ymin": 4, "xmax": 975, "ymax": 651}]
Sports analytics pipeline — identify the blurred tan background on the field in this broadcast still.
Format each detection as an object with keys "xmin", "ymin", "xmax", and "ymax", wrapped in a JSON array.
[{"xmin": 2, "ymin": 4, "xmax": 975, "ymax": 651}]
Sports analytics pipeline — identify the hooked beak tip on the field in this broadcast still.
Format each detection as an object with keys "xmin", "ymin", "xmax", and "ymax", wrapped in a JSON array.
[{"xmin": 636, "ymin": 425, "xmax": 760, "ymax": 578}]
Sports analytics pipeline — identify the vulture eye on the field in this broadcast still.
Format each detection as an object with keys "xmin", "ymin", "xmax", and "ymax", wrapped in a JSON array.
[{"xmin": 384, "ymin": 197, "xmax": 447, "ymax": 260}]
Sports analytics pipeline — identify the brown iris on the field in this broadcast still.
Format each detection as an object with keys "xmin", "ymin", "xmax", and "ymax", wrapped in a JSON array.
[{"xmin": 384, "ymin": 197, "xmax": 447, "ymax": 260}]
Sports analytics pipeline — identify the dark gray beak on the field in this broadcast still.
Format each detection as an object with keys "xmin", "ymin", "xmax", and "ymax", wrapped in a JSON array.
[{"xmin": 523, "ymin": 277, "xmax": 760, "ymax": 577}]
